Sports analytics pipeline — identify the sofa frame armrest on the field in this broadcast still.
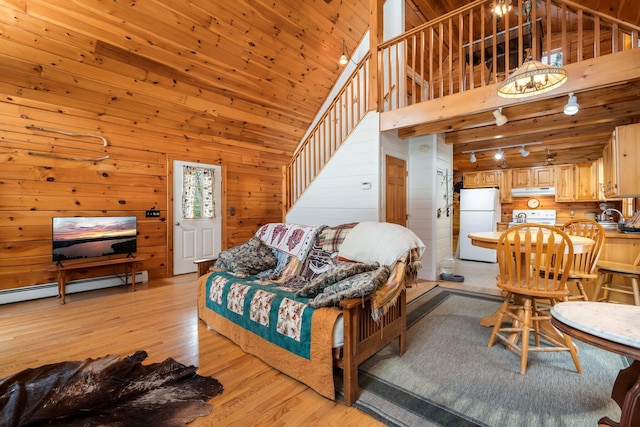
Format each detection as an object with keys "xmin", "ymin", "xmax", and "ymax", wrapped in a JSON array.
[{"xmin": 194, "ymin": 257, "xmax": 218, "ymax": 278}]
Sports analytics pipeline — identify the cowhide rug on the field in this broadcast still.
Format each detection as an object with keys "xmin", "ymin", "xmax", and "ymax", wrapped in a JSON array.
[{"xmin": 0, "ymin": 350, "xmax": 224, "ymax": 427}]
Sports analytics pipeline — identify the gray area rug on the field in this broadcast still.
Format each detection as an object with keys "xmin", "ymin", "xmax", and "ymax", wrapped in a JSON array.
[{"xmin": 355, "ymin": 286, "xmax": 628, "ymax": 427}]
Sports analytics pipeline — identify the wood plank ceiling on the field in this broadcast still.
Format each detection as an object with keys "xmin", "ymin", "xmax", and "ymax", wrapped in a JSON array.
[
  {"xmin": 5, "ymin": 0, "xmax": 370, "ymax": 158},
  {"xmin": 3, "ymin": 0, "xmax": 640, "ymax": 170}
]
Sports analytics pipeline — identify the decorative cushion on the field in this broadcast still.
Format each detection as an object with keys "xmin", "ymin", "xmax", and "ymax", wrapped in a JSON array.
[
  {"xmin": 214, "ymin": 237, "xmax": 277, "ymax": 276},
  {"xmin": 280, "ymin": 244, "xmax": 336, "ymax": 290},
  {"xmin": 308, "ymin": 265, "xmax": 391, "ymax": 308},
  {"xmin": 317, "ymin": 223, "xmax": 357, "ymax": 253},
  {"xmin": 296, "ymin": 260, "xmax": 380, "ymax": 297},
  {"xmin": 338, "ymin": 221, "xmax": 425, "ymax": 266}
]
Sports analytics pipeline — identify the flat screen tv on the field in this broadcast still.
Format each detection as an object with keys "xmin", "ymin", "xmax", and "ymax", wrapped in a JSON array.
[{"xmin": 52, "ymin": 216, "xmax": 137, "ymax": 264}]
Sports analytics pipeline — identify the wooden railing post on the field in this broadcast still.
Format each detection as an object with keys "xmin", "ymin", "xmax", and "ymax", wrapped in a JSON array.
[{"xmin": 369, "ymin": 0, "xmax": 383, "ymax": 113}]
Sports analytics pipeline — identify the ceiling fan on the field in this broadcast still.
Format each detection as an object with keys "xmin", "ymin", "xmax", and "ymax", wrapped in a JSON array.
[{"xmin": 544, "ymin": 150, "xmax": 555, "ymax": 165}]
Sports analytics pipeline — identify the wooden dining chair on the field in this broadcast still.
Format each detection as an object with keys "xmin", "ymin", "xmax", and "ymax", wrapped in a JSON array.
[
  {"xmin": 559, "ymin": 219, "xmax": 606, "ymax": 301},
  {"xmin": 487, "ymin": 224, "xmax": 582, "ymax": 375}
]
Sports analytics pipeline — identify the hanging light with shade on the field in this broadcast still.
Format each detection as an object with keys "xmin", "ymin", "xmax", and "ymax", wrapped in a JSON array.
[
  {"xmin": 497, "ymin": 0, "xmax": 568, "ymax": 98},
  {"xmin": 339, "ymin": 39, "xmax": 348, "ymax": 65}
]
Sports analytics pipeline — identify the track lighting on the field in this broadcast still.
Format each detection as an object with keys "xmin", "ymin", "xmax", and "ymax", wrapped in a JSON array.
[
  {"xmin": 493, "ymin": 107, "xmax": 508, "ymax": 126},
  {"xmin": 339, "ymin": 39, "xmax": 348, "ymax": 65},
  {"xmin": 461, "ymin": 142, "xmax": 541, "ymax": 163},
  {"xmin": 564, "ymin": 92, "xmax": 579, "ymax": 115}
]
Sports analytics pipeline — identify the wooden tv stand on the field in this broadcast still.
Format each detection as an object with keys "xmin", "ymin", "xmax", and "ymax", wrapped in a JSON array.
[{"xmin": 46, "ymin": 256, "xmax": 143, "ymax": 304}]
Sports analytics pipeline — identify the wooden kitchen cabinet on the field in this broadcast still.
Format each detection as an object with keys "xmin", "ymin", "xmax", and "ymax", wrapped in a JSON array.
[
  {"xmin": 533, "ymin": 166, "xmax": 555, "ymax": 186},
  {"xmin": 512, "ymin": 168, "xmax": 531, "ymax": 187},
  {"xmin": 463, "ymin": 170, "xmax": 501, "ymax": 188},
  {"xmin": 575, "ymin": 158, "xmax": 603, "ymax": 201},
  {"xmin": 555, "ymin": 164, "xmax": 576, "ymax": 202},
  {"xmin": 499, "ymin": 168, "xmax": 512, "ymax": 203},
  {"xmin": 511, "ymin": 166, "xmax": 555, "ymax": 188},
  {"xmin": 603, "ymin": 123, "xmax": 640, "ymax": 198}
]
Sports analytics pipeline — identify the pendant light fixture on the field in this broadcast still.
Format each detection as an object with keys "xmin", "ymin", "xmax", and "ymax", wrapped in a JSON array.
[
  {"xmin": 497, "ymin": 0, "xmax": 568, "ymax": 98},
  {"xmin": 493, "ymin": 0, "xmax": 512, "ymax": 17},
  {"xmin": 339, "ymin": 39, "xmax": 348, "ymax": 66}
]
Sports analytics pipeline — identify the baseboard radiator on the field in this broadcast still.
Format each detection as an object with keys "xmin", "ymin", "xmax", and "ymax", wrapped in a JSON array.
[{"xmin": 0, "ymin": 271, "xmax": 148, "ymax": 305}]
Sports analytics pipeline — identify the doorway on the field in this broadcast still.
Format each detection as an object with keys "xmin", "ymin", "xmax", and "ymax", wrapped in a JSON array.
[
  {"xmin": 172, "ymin": 160, "xmax": 222, "ymax": 275},
  {"xmin": 385, "ymin": 155, "xmax": 407, "ymax": 226}
]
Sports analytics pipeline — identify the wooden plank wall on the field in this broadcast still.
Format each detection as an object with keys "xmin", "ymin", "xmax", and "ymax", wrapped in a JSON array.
[
  {"xmin": 0, "ymin": 102, "xmax": 287, "ymax": 291},
  {"xmin": 0, "ymin": 5, "xmax": 289, "ymax": 292}
]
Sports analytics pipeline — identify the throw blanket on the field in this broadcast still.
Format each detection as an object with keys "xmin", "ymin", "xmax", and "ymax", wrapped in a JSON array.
[
  {"xmin": 0, "ymin": 351, "xmax": 223, "ymax": 427},
  {"xmin": 338, "ymin": 222, "xmax": 425, "ymax": 320},
  {"xmin": 256, "ymin": 223, "xmax": 323, "ymax": 260},
  {"xmin": 206, "ymin": 272, "xmax": 315, "ymax": 358}
]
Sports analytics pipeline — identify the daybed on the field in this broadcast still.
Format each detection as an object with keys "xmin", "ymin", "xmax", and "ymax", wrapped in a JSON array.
[{"xmin": 195, "ymin": 221, "xmax": 424, "ymax": 405}]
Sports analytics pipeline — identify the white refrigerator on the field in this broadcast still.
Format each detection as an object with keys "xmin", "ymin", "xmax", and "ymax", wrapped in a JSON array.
[{"xmin": 459, "ymin": 188, "xmax": 501, "ymax": 262}]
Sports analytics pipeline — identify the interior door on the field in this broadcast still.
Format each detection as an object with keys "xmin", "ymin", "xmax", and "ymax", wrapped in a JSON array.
[
  {"xmin": 385, "ymin": 155, "xmax": 407, "ymax": 226},
  {"xmin": 173, "ymin": 160, "xmax": 222, "ymax": 275}
]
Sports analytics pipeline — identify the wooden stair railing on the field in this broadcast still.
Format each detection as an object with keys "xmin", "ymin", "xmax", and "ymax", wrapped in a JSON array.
[{"xmin": 284, "ymin": 54, "xmax": 371, "ymax": 211}]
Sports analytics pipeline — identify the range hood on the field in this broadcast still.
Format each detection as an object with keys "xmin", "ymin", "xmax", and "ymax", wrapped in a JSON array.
[{"xmin": 511, "ymin": 187, "xmax": 556, "ymax": 197}]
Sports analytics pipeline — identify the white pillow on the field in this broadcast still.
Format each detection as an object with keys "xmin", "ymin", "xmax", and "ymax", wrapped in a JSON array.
[{"xmin": 338, "ymin": 221, "xmax": 425, "ymax": 266}]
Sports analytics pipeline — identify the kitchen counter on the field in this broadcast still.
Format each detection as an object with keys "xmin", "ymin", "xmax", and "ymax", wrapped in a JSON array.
[{"xmin": 604, "ymin": 231, "xmax": 640, "ymax": 239}]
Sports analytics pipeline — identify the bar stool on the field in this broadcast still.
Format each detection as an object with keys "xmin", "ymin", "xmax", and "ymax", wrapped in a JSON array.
[{"xmin": 593, "ymin": 252, "xmax": 640, "ymax": 306}]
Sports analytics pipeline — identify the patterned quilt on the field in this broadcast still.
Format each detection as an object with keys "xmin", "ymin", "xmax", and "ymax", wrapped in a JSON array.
[{"xmin": 205, "ymin": 272, "xmax": 315, "ymax": 359}]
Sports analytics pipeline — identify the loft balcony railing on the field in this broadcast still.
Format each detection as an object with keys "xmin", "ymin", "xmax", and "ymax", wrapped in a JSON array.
[
  {"xmin": 379, "ymin": 0, "xmax": 640, "ymax": 111},
  {"xmin": 285, "ymin": 0, "xmax": 640, "ymax": 211}
]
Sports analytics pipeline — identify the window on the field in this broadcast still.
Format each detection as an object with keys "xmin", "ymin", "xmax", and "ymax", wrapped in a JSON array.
[
  {"xmin": 541, "ymin": 50, "xmax": 563, "ymax": 67},
  {"xmin": 182, "ymin": 166, "xmax": 215, "ymax": 219}
]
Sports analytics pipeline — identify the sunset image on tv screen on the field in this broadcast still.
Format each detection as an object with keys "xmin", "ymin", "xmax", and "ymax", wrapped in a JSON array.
[{"xmin": 52, "ymin": 216, "xmax": 137, "ymax": 262}]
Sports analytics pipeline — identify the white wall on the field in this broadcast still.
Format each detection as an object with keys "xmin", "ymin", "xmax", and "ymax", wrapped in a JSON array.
[
  {"xmin": 406, "ymin": 134, "xmax": 453, "ymax": 280},
  {"xmin": 288, "ymin": 113, "xmax": 453, "ymax": 280},
  {"xmin": 286, "ymin": 112, "xmax": 382, "ymax": 226}
]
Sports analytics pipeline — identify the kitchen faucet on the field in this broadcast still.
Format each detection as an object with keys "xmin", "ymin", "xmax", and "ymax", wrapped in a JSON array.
[
  {"xmin": 600, "ymin": 208, "xmax": 626, "ymax": 224},
  {"xmin": 517, "ymin": 212, "xmax": 527, "ymax": 223}
]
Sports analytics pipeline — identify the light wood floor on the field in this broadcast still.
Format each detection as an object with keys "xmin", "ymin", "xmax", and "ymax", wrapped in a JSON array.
[{"xmin": 1, "ymin": 274, "xmax": 440, "ymax": 426}]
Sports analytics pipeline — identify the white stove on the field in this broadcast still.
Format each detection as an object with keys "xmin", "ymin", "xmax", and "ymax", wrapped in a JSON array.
[{"xmin": 508, "ymin": 209, "xmax": 557, "ymax": 227}]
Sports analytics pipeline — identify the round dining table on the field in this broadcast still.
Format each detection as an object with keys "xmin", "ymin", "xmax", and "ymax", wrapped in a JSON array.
[
  {"xmin": 468, "ymin": 230, "xmax": 595, "ymax": 328},
  {"xmin": 551, "ymin": 302, "xmax": 640, "ymax": 427},
  {"xmin": 469, "ymin": 231, "xmax": 595, "ymax": 253}
]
